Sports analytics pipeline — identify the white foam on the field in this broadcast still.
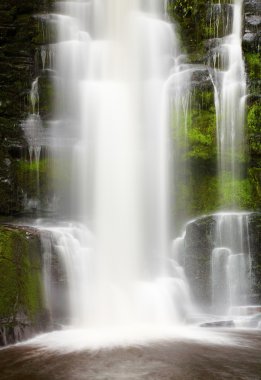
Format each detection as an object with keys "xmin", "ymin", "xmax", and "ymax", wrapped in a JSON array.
[{"xmin": 22, "ymin": 326, "xmax": 239, "ymax": 353}]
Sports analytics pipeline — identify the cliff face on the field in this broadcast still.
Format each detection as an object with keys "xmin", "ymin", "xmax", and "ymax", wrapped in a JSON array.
[
  {"xmin": 0, "ymin": 0, "xmax": 53, "ymax": 346},
  {"xmin": 0, "ymin": 0, "xmax": 53, "ymax": 215},
  {"xmin": 167, "ymin": 0, "xmax": 260, "ymax": 224},
  {"xmin": 244, "ymin": 0, "xmax": 261, "ymax": 206},
  {"xmin": 0, "ymin": 0, "xmax": 259, "ymax": 218}
]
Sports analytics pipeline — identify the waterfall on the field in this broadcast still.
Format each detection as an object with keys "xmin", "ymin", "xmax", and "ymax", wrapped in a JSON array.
[
  {"xmin": 41, "ymin": 0, "xmax": 194, "ymax": 328},
  {"xmin": 212, "ymin": 0, "xmax": 247, "ymax": 203},
  {"xmin": 22, "ymin": 78, "xmax": 44, "ymax": 210},
  {"xmin": 207, "ymin": 0, "xmax": 251, "ymax": 318},
  {"xmin": 211, "ymin": 213, "xmax": 251, "ymax": 315}
]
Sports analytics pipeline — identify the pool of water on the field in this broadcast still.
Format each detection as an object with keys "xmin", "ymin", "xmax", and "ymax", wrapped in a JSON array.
[{"xmin": 1, "ymin": 329, "xmax": 261, "ymax": 380}]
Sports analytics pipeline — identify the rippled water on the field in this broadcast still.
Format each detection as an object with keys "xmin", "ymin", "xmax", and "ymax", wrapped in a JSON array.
[{"xmin": 1, "ymin": 330, "xmax": 261, "ymax": 380}]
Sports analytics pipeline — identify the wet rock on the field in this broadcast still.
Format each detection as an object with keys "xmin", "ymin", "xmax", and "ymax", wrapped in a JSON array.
[
  {"xmin": 248, "ymin": 213, "xmax": 261, "ymax": 304},
  {"xmin": 243, "ymin": 32, "xmax": 261, "ymax": 51},
  {"xmin": 184, "ymin": 213, "xmax": 261, "ymax": 309},
  {"xmin": 184, "ymin": 216, "xmax": 216, "ymax": 309},
  {"xmin": 243, "ymin": 0, "xmax": 261, "ymax": 52},
  {"xmin": 230, "ymin": 305, "xmax": 261, "ymax": 316},
  {"xmin": 0, "ymin": 0, "xmax": 54, "ymax": 216},
  {"xmin": 200, "ymin": 320, "xmax": 235, "ymax": 328},
  {"xmin": 244, "ymin": 0, "xmax": 261, "ymax": 15},
  {"xmin": 191, "ymin": 68, "xmax": 212, "ymax": 91},
  {"xmin": 0, "ymin": 224, "xmax": 51, "ymax": 346},
  {"xmin": 245, "ymin": 15, "xmax": 261, "ymax": 29},
  {"xmin": 247, "ymin": 313, "xmax": 261, "ymax": 328}
]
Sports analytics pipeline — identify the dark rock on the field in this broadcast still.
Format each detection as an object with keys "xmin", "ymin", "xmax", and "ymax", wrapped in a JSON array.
[
  {"xmin": 245, "ymin": 15, "xmax": 261, "ymax": 29},
  {"xmin": 184, "ymin": 216, "xmax": 216, "ymax": 309},
  {"xmin": 0, "ymin": 0, "xmax": 54, "ymax": 216},
  {"xmin": 191, "ymin": 68, "xmax": 213, "ymax": 91},
  {"xmin": 248, "ymin": 213, "xmax": 261, "ymax": 304},
  {"xmin": 244, "ymin": 0, "xmax": 261, "ymax": 15},
  {"xmin": 247, "ymin": 313, "xmax": 261, "ymax": 328},
  {"xmin": 184, "ymin": 213, "xmax": 261, "ymax": 310},
  {"xmin": 200, "ymin": 320, "xmax": 235, "ymax": 328},
  {"xmin": 243, "ymin": 32, "xmax": 261, "ymax": 52}
]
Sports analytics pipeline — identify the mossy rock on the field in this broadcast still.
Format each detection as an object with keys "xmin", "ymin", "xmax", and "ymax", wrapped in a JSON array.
[{"xmin": 0, "ymin": 224, "xmax": 50, "ymax": 345}]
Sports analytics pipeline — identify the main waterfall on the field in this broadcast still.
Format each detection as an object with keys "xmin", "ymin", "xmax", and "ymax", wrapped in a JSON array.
[{"xmin": 44, "ymin": 0, "xmax": 193, "ymax": 328}]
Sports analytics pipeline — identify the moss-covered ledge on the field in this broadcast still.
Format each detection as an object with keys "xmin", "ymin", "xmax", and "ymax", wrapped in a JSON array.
[{"xmin": 0, "ymin": 224, "xmax": 50, "ymax": 346}]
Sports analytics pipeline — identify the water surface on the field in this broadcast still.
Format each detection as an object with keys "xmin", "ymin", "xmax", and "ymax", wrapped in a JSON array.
[{"xmin": 1, "ymin": 329, "xmax": 261, "ymax": 380}]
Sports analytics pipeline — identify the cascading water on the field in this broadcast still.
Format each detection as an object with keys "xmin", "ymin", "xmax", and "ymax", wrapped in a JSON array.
[
  {"xmin": 22, "ymin": 79, "xmax": 44, "ymax": 210},
  {"xmin": 211, "ymin": 213, "xmax": 251, "ymax": 315},
  {"xmin": 206, "ymin": 0, "xmax": 252, "ymax": 321},
  {"xmin": 211, "ymin": 0, "xmax": 246, "ymax": 200},
  {"xmin": 42, "ymin": 0, "xmax": 194, "ymax": 329}
]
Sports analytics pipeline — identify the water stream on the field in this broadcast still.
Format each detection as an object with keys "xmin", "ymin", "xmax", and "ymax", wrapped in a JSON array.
[
  {"xmin": 211, "ymin": 0, "xmax": 246, "ymax": 199},
  {"xmin": 211, "ymin": 213, "xmax": 251, "ymax": 316},
  {"xmin": 41, "ymin": 0, "xmax": 195, "ymax": 329}
]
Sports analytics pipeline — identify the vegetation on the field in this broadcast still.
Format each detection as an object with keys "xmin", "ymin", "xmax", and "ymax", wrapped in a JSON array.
[
  {"xmin": 0, "ymin": 225, "xmax": 46, "ymax": 327},
  {"xmin": 167, "ymin": 0, "xmax": 260, "ymax": 224}
]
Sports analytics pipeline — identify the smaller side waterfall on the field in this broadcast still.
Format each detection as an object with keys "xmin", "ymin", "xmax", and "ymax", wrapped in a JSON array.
[
  {"xmin": 211, "ymin": 213, "xmax": 251, "ymax": 315},
  {"xmin": 22, "ymin": 79, "xmax": 44, "ymax": 210},
  {"xmin": 210, "ymin": 0, "xmax": 247, "ymax": 205}
]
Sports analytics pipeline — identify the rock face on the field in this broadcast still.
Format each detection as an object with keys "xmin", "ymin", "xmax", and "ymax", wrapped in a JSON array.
[
  {"xmin": 243, "ymin": 0, "xmax": 261, "ymax": 52},
  {"xmin": 0, "ymin": 0, "xmax": 53, "ymax": 215},
  {"xmin": 248, "ymin": 213, "xmax": 261, "ymax": 303},
  {"xmin": 0, "ymin": 225, "xmax": 50, "ymax": 346},
  {"xmin": 167, "ymin": 0, "xmax": 261, "ymax": 225},
  {"xmin": 184, "ymin": 216, "xmax": 216, "ymax": 309},
  {"xmin": 184, "ymin": 213, "xmax": 261, "ymax": 309}
]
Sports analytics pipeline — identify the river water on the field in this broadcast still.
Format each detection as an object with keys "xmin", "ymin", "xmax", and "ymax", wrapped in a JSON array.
[{"xmin": 1, "ymin": 329, "xmax": 261, "ymax": 380}]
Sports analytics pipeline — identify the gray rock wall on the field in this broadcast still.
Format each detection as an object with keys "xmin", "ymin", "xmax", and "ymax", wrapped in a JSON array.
[{"xmin": 184, "ymin": 213, "xmax": 261, "ymax": 309}]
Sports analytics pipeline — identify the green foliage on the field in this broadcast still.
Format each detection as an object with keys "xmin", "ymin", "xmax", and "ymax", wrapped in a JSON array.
[
  {"xmin": 248, "ymin": 102, "xmax": 261, "ymax": 136},
  {"xmin": 167, "ymin": 0, "xmax": 208, "ymax": 61},
  {"xmin": 245, "ymin": 53, "xmax": 261, "ymax": 80},
  {"xmin": 249, "ymin": 168, "xmax": 261, "ymax": 209},
  {"xmin": 168, "ymin": 0, "xmax": 194, "ymax": 18},
  {"xmin": 19, "ymin": 158, "xmax": 48, "ymax": 173},
  {"xmin": 172, "ymin": 88, "xmax": 217, "ymax": 160},
  {"xmin": 187, "ymin": 109, "xmax": 216, "ymax": 160},
  {"xmin": 15, "ymin": 157, "xmax": 54, "ymax": 209},
  {"xmin": 188, "ymin": 174, "xmax": 255, "ymax": 217},
  {"xmin": 38, "ymin": 76, "xmax": 55, "ymax": 119},
  {"xmin": 218, "ymin": 174, "xmax": 254, "ymax": 210},
  {"xmin": 247, "ymin": 101, "xmax": 261, "ymax": 167}
]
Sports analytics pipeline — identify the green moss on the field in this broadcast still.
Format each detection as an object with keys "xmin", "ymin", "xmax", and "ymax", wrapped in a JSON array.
[
  {"xmin": 218, "ymin": 174, "xmax": 254, "ymax": 210},
  {"xmin": 0, "ymin": 226, "xmax": 44, "ymax": 321},
  {"xmin": 15, "ymin": 158, "xmax": 51, "ymax": 202},
  {"xmin": 247, "ymin": 101, "xmax": 261, "ymax": 170},
  {"xmin": 167, "ymin": 0, "xmax": 210, "ymax": 62},
  {"xmin": 187, "ymin": 109, "xmax": 216, "ymax": 160},
  {"xmin": 248, "ymin": 102, "xmax": 261, "ymax": 136},
  {"xmin": 38, "ymin": 76, "xmax": 55, "ymax": 119},
  {"xmin": 245, "ymin": 53, "xmax": 261, "ymax": 80},
  {"xmin": 249, "ymin": 168, "xmax": 261, "ymax": 209},
  {"xmin": 19, "ymin": 158, "xmax": 49, "ymax": 173}
]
